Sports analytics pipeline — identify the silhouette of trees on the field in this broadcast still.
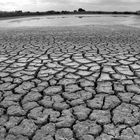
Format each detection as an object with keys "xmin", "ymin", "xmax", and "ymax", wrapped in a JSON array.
[
  {"xmin": 136, "ymin": 11, "xmax": 140, "ymax": 15},
  {"xmin": 61, "ymin": 11, "xmax": 70, "ymax": 14},
  {"xmin": 78, "ymin": 8, "xmax": 86, "ymax": 12},
  {"xmin": 0, "ymin": 8, "xmax": 139, "ymax": 18}
]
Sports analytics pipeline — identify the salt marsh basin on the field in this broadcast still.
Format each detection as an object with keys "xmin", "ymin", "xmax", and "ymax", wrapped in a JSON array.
[{"xmin": 0, "ymin": 14, "xmax": 140, "ymax": 28}]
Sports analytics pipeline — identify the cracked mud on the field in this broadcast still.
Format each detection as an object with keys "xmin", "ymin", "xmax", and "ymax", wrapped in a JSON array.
[{"xmin": 0, "ymin": 26, "xmax": 140, "ymax": 140}]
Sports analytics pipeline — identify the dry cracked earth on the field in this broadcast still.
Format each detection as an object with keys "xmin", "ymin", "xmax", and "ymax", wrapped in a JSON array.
[{"xmin": 0, "ymin": 26, "xmax": 140, "ymax": 140}]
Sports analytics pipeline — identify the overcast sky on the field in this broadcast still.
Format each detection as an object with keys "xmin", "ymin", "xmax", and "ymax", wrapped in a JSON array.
[{"xmin": 0, "ymin": 0, "xmax": 139, "ymax": 12}]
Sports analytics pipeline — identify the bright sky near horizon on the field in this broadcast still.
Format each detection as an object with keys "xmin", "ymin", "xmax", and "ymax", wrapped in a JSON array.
[{"xmin": 0, "ymin": 0, "xmax": 139, "ymax": 11}]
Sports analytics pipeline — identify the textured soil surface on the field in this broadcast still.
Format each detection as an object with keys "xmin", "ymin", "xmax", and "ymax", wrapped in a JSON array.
[{"xmin": 0, "ymin": 25, "xmax": 140, "ymax": 140}]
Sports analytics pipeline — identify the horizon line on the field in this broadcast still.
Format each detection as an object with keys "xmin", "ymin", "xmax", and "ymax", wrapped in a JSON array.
[{"xmin": 0, "ymin": 9, "xmax": 140, "ymax": 13}]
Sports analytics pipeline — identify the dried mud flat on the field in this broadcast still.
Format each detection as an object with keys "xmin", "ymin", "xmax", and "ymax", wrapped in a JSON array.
[{"xmin": 0, "ymin": 25, "xmax": 140, "ymax": 140}]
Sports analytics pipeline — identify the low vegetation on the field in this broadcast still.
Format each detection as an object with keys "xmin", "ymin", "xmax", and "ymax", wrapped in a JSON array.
[{"xmin": 0, "ymin": 8, "xmax": 139, "ymax": 18}]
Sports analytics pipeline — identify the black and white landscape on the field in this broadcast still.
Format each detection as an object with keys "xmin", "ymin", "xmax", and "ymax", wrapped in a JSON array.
[{"xmin": 0, "ymin": 0, "xmax": 140, "ymax": 140}]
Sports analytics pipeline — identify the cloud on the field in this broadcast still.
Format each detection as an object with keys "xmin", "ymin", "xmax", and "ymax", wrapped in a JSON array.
[{"xmin": 0, "ymin": 0, "xmax": 139, "ymax": 11}]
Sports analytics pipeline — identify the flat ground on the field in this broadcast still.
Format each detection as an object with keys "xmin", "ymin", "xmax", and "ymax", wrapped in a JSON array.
[{"xmin": 0, "ymin": 25, "xmax": 140, "ymax": 140}]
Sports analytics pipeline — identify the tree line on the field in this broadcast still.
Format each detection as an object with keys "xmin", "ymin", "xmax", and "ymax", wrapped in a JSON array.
[{"xmin": 0, "ymin": 8, "xmax": 140, "ymax": 18}]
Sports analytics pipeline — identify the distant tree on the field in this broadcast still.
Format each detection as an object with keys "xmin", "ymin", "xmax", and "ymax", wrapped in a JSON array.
[
  {"xmin": 46, "ymin": 10, "xmax": 60, "ymax": 14},
  {"xmin": 36, "ymin": 11, "xmax": 40, "ymax": 14},
  {"xmin": 136, "ymin": 11, "xmax": 140, "ymax": 15},
  {"xmin": 16, "ymin": 10, "xmax": 22, "ymax": 14},
  {"xmin": 61, "ymin": 11, "xmax": 70, "ymax": 14},
  {"xmin": 15, "ymin": 10, "xmax": 23, "ymax": 16},
  {"xmin": 113, "ymin": 11, "xmax": 118, "ymax": 14},
  {"xmin": 78, "ymin": 8, "xmax": 86, "ymax": 12},
  {"xmin": 74, "ymin": 10, "xmax": 77, "ymax": 13}
]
